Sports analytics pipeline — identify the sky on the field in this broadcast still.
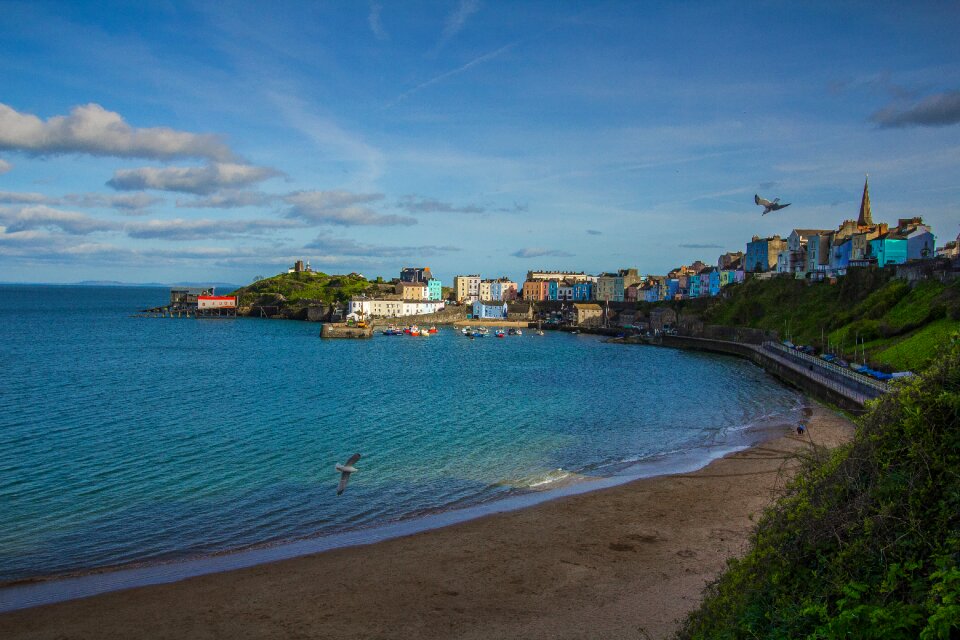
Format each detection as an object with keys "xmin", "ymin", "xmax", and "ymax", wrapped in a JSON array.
[{"xmin": 1, "ymin": 0, "xmax": 959, "ymax": 286}]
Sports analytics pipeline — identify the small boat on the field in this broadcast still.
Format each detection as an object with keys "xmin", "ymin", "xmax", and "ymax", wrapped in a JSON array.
[
  {"xmin": 514, "ymin": 329, "xmax": 522, "ymax": 336},
  {"xmin": 495, "ymin": 330, "xmax": 505, "ymax": 338},
  {"xmin": 536, "ymin": 329, "xmax": 545, "ymax": 336},
  {"xmin": 428, "ymin": 326, "xmax": 438, "ymax": 334}
]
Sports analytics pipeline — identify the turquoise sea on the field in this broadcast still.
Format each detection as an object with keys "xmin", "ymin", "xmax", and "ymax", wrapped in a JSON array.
[{"xmin": 0, "ymin": 285, "xmax": 804, "ymax": 588}]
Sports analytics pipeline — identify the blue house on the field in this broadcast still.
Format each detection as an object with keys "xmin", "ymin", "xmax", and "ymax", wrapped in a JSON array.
[
  {"xmin": 472, "ymin": 301, "xmax": 508, "ymax": 319},
  {"xmin": 547, "ymin": 280, "xmax": 559, "ymax": 301},
  {"xmin": 426, "ymin": 278, "xmax": 442, "ymax": 301},
  {"xmin": 708, "ymin": 270, "xmax": 721, "ymax": 296},
  {"xmin": 689, "ymin": 275, "xmax": 702, "ymax": 298},
  {"xmin": 831, "ymin": 238, "xmax": 852, "ymax": 270},
  {"xmin": 666, "ymin": 279, "xmax": 679, "ymax": 299},
  {"xmin": 572, "ymin": 282, "xmax": 593, "ymax": 301},
  {"xmin": 870, "ymin": 236, "xmax": 908, "ymax": 266}
]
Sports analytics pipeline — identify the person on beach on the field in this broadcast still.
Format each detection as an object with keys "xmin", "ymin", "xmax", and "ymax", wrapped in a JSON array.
[{"xmin": 797, "ymin": 423, "xmax": 806, "ymax": 435}]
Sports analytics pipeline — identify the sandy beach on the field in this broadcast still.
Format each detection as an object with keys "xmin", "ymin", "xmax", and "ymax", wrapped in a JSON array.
[{"xmin": 0, "ymin": 404, "xmax": 854, "ymax": 640}]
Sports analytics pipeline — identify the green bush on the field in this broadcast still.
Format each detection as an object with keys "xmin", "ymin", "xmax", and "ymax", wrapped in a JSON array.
[{"xmin": 676, "ymin": 344, "xmax": 960, "ymax": 639}]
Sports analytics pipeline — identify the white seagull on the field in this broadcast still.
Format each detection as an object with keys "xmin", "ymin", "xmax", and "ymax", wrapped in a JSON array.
[{"xmin": 336, "ymin": 453, "xmax": 361, "ymax": 495}]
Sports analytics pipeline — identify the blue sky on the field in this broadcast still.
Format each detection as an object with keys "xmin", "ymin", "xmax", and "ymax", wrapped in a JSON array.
[{"xmin": 1, "ymin": 1, "xmax": 958, "ymax": 285}]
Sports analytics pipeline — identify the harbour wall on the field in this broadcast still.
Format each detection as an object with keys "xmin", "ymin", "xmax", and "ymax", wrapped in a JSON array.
[{"xmin": 659, "ymin": 335, "xmax": 881, "ymax": 414}]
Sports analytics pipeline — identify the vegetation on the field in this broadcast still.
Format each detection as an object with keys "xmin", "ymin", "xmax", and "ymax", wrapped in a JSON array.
[
  {"xmin": 687, "ymin": 269, "xmax": 960, "ymax": 371},
  {"xmin": 230, "ymin": 271, "xmax": 373, "ymax": 309},
  {"xmin": 677, "ymin": 337, "xmax": 960, "ymax": 639}
]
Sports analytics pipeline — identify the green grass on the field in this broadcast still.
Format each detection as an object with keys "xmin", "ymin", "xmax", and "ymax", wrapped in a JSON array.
[
  {"xmin": 872, "ymin": 318, "xmax": 960, "ymax": 371},
  {"xmin": 695, "ymin": 269, "xmax": 960, "ymax": 372},
  {"xmin": 230, "ymin": 271, "xmax": 373, "ymax": 306}
]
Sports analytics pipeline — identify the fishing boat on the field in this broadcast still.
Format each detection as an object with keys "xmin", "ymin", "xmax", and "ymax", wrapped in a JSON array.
[
  {"xmin": 495, "ymin": 329, "xmax": 505, "ymax": 338},
  {"xmin": 515, "ymin": 329, "xmax": 523, "ymax": 336},
  {"xmin": 428, "ymin": 326, "xmax": 438, "ymax": 334},
  {"xmin": 536, "ymin": 329, "xmax": 545, "ymax": 336}
]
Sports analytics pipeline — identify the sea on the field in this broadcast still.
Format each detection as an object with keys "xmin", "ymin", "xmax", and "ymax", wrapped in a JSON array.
[{"xmin": 0, "ymin": 284, "xmax": 804, "ymax": 603}]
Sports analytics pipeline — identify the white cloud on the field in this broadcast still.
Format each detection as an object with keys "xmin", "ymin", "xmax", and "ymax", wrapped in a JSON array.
[
  {"xmin": 0, "ymin": 103, "xmax": 234, "ymax": 161},
  {"xmin": 0, "ymin": 159, "xmax": 11, "ymax": 174},
  {"xmin": 107, "ymin": 162, "xmax": 279, "ymax": 194},
  {"xmin": 284, "ymin": 190, "xmax": 415, "ymax": 226},
  {"xmin": 0, "ymin": 205, "xmax": 115, "ymax": 235},
  {"xmin": 305, "ymin": 233, "xmax": 458, "ymax": 257}
]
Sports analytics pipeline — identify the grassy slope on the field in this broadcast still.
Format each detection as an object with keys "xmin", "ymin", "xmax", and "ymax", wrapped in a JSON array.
[
  {"xmin": 230, "ymin": 271, "xmax": 373, "ymax": 306},
  {"xmin": 696, "ymin": 269, "xmax": 960, "ymax": 371},
  {"xmin": 677, "ymin": 340, "xmax": 960, "ymax": 640}
]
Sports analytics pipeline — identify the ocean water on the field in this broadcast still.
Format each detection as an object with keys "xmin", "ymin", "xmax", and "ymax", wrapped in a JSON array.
[{"xmin": 0, "ymin": 285, "xmax": 803, "ymax": 584}]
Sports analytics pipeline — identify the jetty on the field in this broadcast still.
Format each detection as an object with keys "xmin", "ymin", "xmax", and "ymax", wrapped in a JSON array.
[{"xmin": 320, "ymin": 323, "xmax": 374, "ymax": 339}]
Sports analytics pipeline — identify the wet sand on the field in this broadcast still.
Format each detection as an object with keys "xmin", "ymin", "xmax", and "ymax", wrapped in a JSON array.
[{"xmin": 0, "ymin": 404, "xmax": 854, "ymax": 640}]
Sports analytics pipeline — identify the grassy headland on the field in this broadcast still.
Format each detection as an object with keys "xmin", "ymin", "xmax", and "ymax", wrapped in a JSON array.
[
  {"xmin": 228, "ymin": 271, "xmax": 376, "ymax": 318},
  {"xmin": 677, "ymin": 337, "xmax": 960, "ymax": 639},
  {"xmin": 673, "ymin": 268, "xmax": 960, "ymax": 372}
]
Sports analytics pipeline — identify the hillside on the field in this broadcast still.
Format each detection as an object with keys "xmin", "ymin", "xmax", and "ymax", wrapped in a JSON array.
[
  {"xmin": 230, "ymin": 271, "xmax": 373, "ymax": 310},
  {"xmin": 687, "ymin": 268, "xmax": 960, "ymax": 372},
  {"xmin": 676, "ymin": 336, "xmax": 960, "ymax": 639}
]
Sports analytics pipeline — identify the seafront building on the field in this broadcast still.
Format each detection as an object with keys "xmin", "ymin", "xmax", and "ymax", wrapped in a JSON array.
[
  {"xmin": 348, "ymin": 298, "xmax": 445, "ymax": 319},
  {"xmin": 453, "ymin": 275, "xmax": 481, "ymax": 303},
  {"xmin": 471, "ymin": 301, "xmax": 508, "ymax": 319}
]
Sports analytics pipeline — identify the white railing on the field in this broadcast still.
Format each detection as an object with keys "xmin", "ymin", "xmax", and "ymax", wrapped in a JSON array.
[{"xmin": 762, "ymin": 342, "xmax": 889, "ymax": 394}]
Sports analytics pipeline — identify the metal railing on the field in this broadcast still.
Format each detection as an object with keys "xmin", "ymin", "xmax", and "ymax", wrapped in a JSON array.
[{"xmin": 762, "ymin": 342, "xmax": 890, "ymax": 394}]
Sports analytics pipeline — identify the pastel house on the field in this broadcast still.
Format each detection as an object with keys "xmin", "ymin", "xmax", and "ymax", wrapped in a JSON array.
[{"xmin": 472, "ymin": 301, "xmax": 508, "ymax": 319}]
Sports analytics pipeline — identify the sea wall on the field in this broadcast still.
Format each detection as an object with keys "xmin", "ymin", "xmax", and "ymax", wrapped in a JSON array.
[{"xmin": 660, "ymin": 335, "xmax": 874, "ymax": 414}]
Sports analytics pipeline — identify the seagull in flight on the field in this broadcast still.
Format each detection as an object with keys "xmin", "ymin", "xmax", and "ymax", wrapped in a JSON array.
[
  {"xmin": 336, "ymin": 453, "xmax": 361, "ymax": 495},
  {"xmin": 755, "ymin": 194, "xmax": 791, "ymax": 215}
]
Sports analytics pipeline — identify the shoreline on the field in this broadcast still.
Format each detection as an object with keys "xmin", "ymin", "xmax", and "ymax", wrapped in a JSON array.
[
  {"xmin": 0, "ymin": 413, "xmax": 783, "ymax": 609},
  {"xmin": 0, "ymin": 404, "xmax": 855, "ymax": 639}
]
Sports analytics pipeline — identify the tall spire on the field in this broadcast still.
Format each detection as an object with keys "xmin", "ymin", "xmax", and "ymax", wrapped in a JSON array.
[{"xmin": 858, "ymin": 174, "xmax": 873, "ymax": 227}]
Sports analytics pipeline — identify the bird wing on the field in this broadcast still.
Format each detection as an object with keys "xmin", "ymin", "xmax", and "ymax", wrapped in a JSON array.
[
  {"xmin": 345, "ymin": 453, "xmax": 361, "ymax": 466},
  {"xmin": 755, "ymin": 194, "xmax": 773, "ymax": 207},
  {"xmin": 337, "ymin": 471, "xmax": 351, "ymax": 495}
]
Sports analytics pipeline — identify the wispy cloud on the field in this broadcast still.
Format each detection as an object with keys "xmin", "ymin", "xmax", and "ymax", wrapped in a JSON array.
[
  {"xmin": 0, "ymin": 103, "xmax": 235, "ymax": 161},
  {"xmin": 439, "ymin": 0, "xmax": 480, "ymax": 48},
  {"xmin": 511, "ymin": 247, "xmax": 574, "ymax": 258},
  {"xmin": 385, "ymin": 41, "xmax": 516, "ymax": 108},
  {"xmin": 0, "ymin": 190, "xmax": 52, "ymax": 205},
  {"xmin": 107, "ymin": 163, "xmax": 279, "ymax": 195},
  {"xmin": 397, "ymin": 195, "xmax": 484, "ymax": 214},
  {"xmin": 368, "ymin": 3, "xmax": 387, "ymax": 41},
  {"xmin": 586, "ymin": 229, "xmax": 602, "ymax": 235},
  {"xmin": 284, "ymin": 190, "xmax": 415, "ymax": 226},
  {"xmin": 177, "ymin": 190, "xmax": 279, "ymax": 209},
  {"xmin": 871, "ymin": 90, "xmax": 960, "ymax": 128},
  {"xmin": 679, "ymin": 243, "xmax": 723, "ymax": 249},
  {"xmin": 0, "ymin": 159, "xmax": 10, "ymax": 174},
  {"xmin": 125, "ymin": 217, "xmax": 301, "ymax": 240},
  {"xmin": 0, "ymin": 205, "xmax": 115, "ymax": 235},
  {"xmin": 306, "ymin": 233, "xmax": 458, "ymax": 258},
  {"xmin": 63, "ymin": 193, "xmax": 163, "ymax": 214}
]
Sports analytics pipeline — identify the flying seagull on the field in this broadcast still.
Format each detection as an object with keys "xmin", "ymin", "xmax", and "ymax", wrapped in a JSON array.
[
  {"xmin": 755, "ymin": 194, "xmax": 791, "ymax": 215},
  {"xmin": 336, "ymin": 453, "xmax": 361, "ymax": 495}
]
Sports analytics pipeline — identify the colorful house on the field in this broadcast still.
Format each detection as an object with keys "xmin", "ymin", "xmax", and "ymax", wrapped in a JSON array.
[
  {"xmin": 689, "ymin": 274, "xmax": 702, "ymax": 298},
  {"xmin": 746, "ymin": 235, "xmax": 787, "ymax": 272},
  {"xmin": 472, "ymin": 301, "xmax": 508, "ymax": 319},
  {"xmin": 426, "ymin": 278, "xmax": 442, "ymax": 301},
  {"xmin": 870, "ymin": 236, "xmax": 908, "ymax": 266},
  {"xmin": 572, "ymin": 281, "xmax": 593, "ymax": 301},
  {"xmin": 709, "ymin": 270, "xmax": 721, "ymax": 296},
  {"xmin": 522, "ymin": 280, "xmax": 549, "ymax": 301}
]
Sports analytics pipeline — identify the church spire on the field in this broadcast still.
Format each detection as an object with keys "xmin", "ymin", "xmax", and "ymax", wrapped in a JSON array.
[{"xmin": 858, "ymin": 174, "xmax": 873, "ymax": 227}]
